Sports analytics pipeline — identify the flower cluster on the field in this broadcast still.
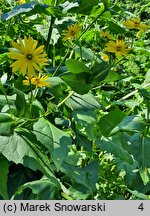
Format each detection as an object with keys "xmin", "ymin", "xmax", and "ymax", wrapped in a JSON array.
[{"xmin": 8, "ymin": 36, "xmax": 50, "ymax": 88}]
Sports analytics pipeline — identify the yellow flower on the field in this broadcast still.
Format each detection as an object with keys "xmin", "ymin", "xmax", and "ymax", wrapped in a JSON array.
[
  {"xmin": 104, "ymin": 39, "xmax": 131, "ymax": 58},
  {"xmin": 101, "ymin": 53, "xmax": 109, "ymax": 62},
  {"xmin": 18, "ymin": 0, "xmax": 26, "ymax": 4},
  {"xmin": 63, "ymin": 23, "xmax": 80, "ymax": 41},
  {"xmin": 124, "ymin": 18, "xmax": 149, "ymax": 31},
  {"xmin": 23, "ymin": 74, "xmax": 50, "ymax": 88},
  {"xmin": 8, "ymin": 36, "xmax": 48, "ymax": 77},
  {"xmin": 100, "ymin": 30, "xmax": 112, "ymax": 40}
]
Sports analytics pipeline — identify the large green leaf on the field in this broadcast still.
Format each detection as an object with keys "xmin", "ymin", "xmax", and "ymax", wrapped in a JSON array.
[
  {"xmin": 0, "ymin": 113, "xmax": 16, "ymax": 136},
  {"xmin": 33, "ymin": 117, "xmax": 71, "ymax": 170},
  {"xmin": 98, "ymin": 107, "xmax": 126, "ymax": 137},
  {"xmin": 96, "ymin": 137, "xmax": 133, "ymax": 164},
  {"xmin": 65, "ymin": 92, "xmax": 102, "ymax": 111},
  {"xmin": 69, "ymin": 0, "xmax": 99, "ymax": 15},
  {"xmin": 90, "ymin": 62, "xmax": 110, "ymax": 83},
  {"xmin": 73, "ymin": 110, "xmax": 97, "ymax": 140},
  {"xmin": 110, "ymin": 115, "xmax": 147, "ymax": 135},
  {"xmin": 130, "ymin": 134, "xmax": 150, "ymax": 168},
  {"xmin": 0, "ymin": 157, "xmax": 9, "ymax": 199},
  {"xmin": 13, "ymin": 176, "xmax": 61, "ymax": 200},
  {"xmin": 62, "ymin": 160, "xmax": 99, "ymax": 198},
  {"xmin": 0, "ymin": 128, "xmax": 58, "ymax": 182},
  {"xmin": 61, "ymin": 72, "xmax": 93, "ymax": 94},
  {"xmin": 66, "ymin": 59, "xmax": 91, "ymax": 74},
  {"xmin": 2, "ymin": 2, "xmax": 49, "ymax": 22},
  {"xmin": 75, "ymin": 46, "xmax": 101, "ymax": 63}
]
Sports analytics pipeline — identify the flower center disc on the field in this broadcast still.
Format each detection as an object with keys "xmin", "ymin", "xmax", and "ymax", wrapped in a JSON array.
[
  {"xmin": 116, "ymin": 45, "xmax": 122, "ymax": 51},
  {"xmin": 27, "ymin": 54, "xmax": 33, "ymax": 60}
]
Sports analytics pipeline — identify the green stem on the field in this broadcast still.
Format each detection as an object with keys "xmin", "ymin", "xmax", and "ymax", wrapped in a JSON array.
[
  {"xmin": 52, "ymin": 48, "xmax": 70, "ymax": 77},
  {"xmin": 105, "ymin": 82, "xmax": 150, "ymax": 110},
  {"xmin": 0, "ymin": 84, "xmax": 12, "ymax": 115},
  {"xmin": 61, "ymin": 192, "xmax": 73, "ymax": 200},
  {"xmin": 77, "ymin": 9, "xmax": 106, "ymax": 40},
  {"xmin": 46, "ymin": 17, "xmax": 56, "ymax": 55},
  {"xmin": 57, "ymin": 91, "xmax": 74, "ymax": 108}
]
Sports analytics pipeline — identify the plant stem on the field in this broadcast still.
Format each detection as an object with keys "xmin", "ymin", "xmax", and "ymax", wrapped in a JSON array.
[
  {"xmin": 105, "ymin": 82, "xmax": 150, "ymax": 110},
  {"xmin": 61, "ymin": 192, "xmax": 73, "ymax": 200},
  {"xmin": 52, "ymin": 48, "xmax": 70, "ymax": 77},
  {"xmin": 46, "ymin": 16, "xmax": 56, "ymax": 55},
  {"xmin": 0, "ymin": 84, "xmax": 12, "ymax": 115},
  {"xmin": 57, "ymin": 91, "xmax": 74, "ymax": 108}
]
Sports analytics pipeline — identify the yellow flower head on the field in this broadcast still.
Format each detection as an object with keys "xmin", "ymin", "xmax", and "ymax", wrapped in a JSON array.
[
  {"xmin": 101, "ymin": 53, "xmax": 110, "ymax": 62},
  {"xmin": 8, "ymin": 36, "xmax": 48, "ymax": 77},
  {"xmin": 18, "ymin": 0, "xmax": 26, "ymax": 4},
  {"xmin": 100, "ymin": 30, "xmax": 112, "ymax": 40},
  {"xmin": 124, "ymin": 18, "xmax": 149, "ymax": 31},
  {"xmin": 23, "ymin": 73, "xmax": 50, "ymax": 88},
  {"xmin": 63, "ymin": 23, "xmax": 80, "ymax": 41},
  {"xmin": 104, "ymin": 39, "xmax": 131, "ymax": 58}
]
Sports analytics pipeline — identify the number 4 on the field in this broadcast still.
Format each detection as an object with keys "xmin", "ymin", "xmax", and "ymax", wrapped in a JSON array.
[{"xmin": 138, "ymin": 203, "xmax": 144, "ymax": 211}]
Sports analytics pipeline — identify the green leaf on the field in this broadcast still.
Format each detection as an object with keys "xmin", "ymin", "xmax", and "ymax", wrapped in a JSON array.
[
  {"xmin": 130, "ymin": 134, "xmax": 150, "ymax": 168},
  {"xmin": 33, "ymin": 117, "xmax": 71, "ymax": 170},
  {"xmin": 0, "ymin": 157, "xmax": 9, "ymax": 199},
  {"xmin": 104, "ymin": 71, "xmax": 122, "ymax": 83},
  {"xmin": 14, "ymin": 88, "xmax": 26, "ymax": 117},
  {"xmin": 98, "ymin": 107, "xmax": 126, "ymax": 137},
  {"xmin": 13, "ymin": 176, "xmax": 61, "ymax": 200},
  {"xmin": 68, "ymin": 0, "xmax": 99, "ymax": 15},
  {"xmin": 73, "ymin": 111, "xmax": 97, "ymax": 140},
  {"xmin": 0, "ymin": 113, "xmax": 16, "ymax": 136},
  {"xmin": 62, "ymin": 160, "xmax": 99, "ymax": 197},
  {"xmin": 2, "ymin": 3, "xmax": 49, "ymax": 22},
  {"xmin": 61, "ymin": 72, "xmax": 93, "ymax": 94},
  {"xmin": 96, "ymin": 137, "xmax": 133, "ymax": 164},
  {"xmin": 108, "ymin": 21, "xmax": 126, "ymax": 34},
  {"xmin": 65, "ymin": 92, "xmax": 102, "ymax": 111},
  {"xmin": 75, "ymin": 46, "xmax": 101, "ymax": 63},
  {"xmin": 66, "ymin": 59, "xmax": 91, "ymax": 74},
  {"xmin": 90, "ymin": 62, "xmax": 110, "ymax": 83},
  {"xmin": 110, "ymin": 115, "xmax": 147, "ymax": 135}
]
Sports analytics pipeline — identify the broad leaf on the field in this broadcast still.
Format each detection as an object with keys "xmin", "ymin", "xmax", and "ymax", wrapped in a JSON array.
[
  {"xmin": 130, "ymin": 134, "xmax": 150, "ymax": 168},
  {"xmin": 0, "ymin": 157, "xmax": 9, "ymax": 199},
  {"xmin": 33, "ymin": 117, "xmax": 72, "ymax": 170},
  {"xmin": 65, "ymin": 92, "xmax": 101, "ymax": 111},
  {"xmin": 61, "ymin": 72, "xmax": 93, "ymax": 94},
  {"xmin": 96, "ymin": 137, "xmax": 133, "ymax": 164},
  {"xmin": 2, "ymin": 3, "xmax": 49, "ymax": 22},
  {"xmin": 110, "ymin": 115, "xmax": 147, "ymax": 135},
  {"xmin": 66, "ymin": 59, "xmax": 91, "ymax": 74},
  {"xmin": 98, "ymin": 107, "xmax": 126, "ymax": 137},
  {"xmin": 0, "ymin": 113, "xmax": 16, "ymax": 136},
  {"xmin": 13, "ymin": 176, "xmax": 61, "ymax": 200}
]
